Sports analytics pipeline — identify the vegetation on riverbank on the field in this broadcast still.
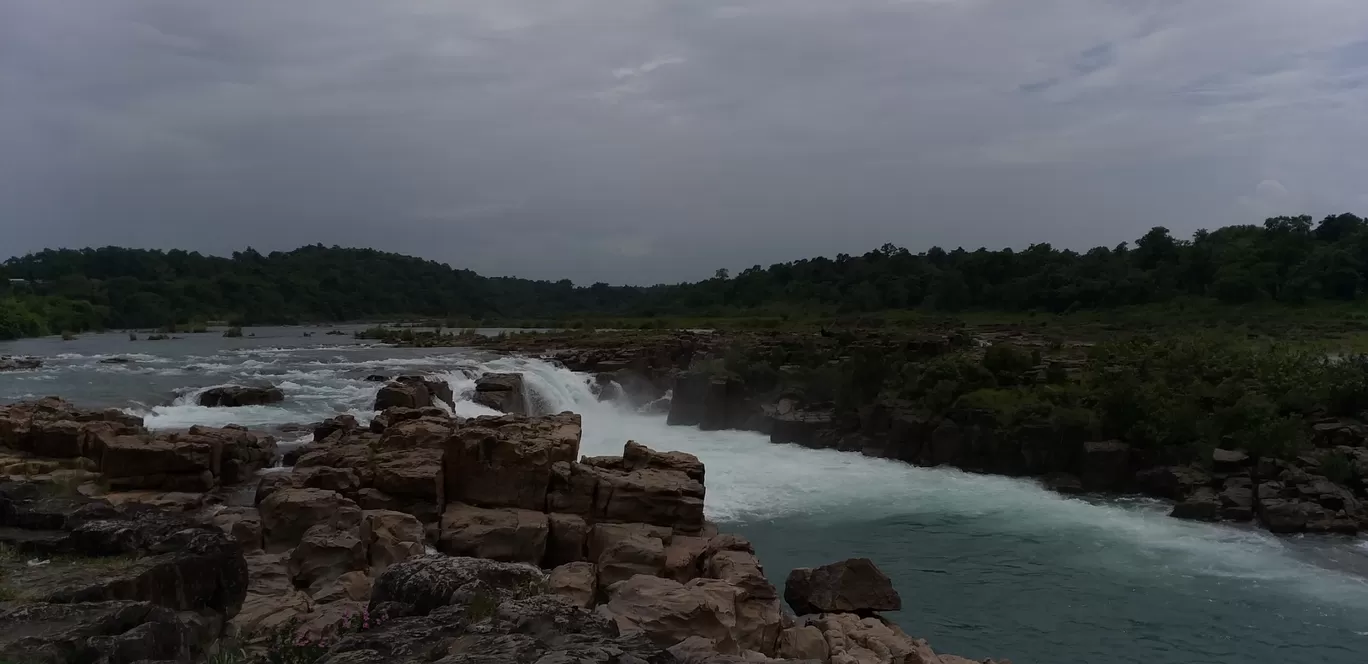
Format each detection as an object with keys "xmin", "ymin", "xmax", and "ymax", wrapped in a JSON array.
[{"xmin": 4, "ymin": 212, "xmax": 1368, "ymax": 338}]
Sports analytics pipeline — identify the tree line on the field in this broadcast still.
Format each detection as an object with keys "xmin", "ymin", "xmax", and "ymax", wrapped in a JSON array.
[{"xmin": 1, "ymin": 213, "xmax": 1365, "ymax": 339}]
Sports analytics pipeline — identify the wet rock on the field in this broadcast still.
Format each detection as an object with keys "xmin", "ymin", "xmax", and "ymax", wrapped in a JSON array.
[
  {"xmin": 314, "ymin": 414, "xmax": 359, "ymax": 442},
  {"xmin": 1041, "ymin": 472, "xmax": 1084, "ymax": 495},
  {"xmin": 185, "ymin": 425, "xmax": 277, "ymax": 484},
  {"xmin": 1170, "ymin": 487, "xmax": 1221, "ymax": 522},
  {"xmin": 443, "ymin": 413, "xmax": 581, "ymax": 510},
  {"xmin": 374, "ymin": 381, "xmax": 432, "ymax": 411},
  {"xmin": 473, "ymin": 372, "xmax": 529, "ymax": 415},
  {"xmin": 1134, "ymin": 465, "xmax": 1211, "ymax": 500},
  {"xmin": 438, "ymin": 502, "xmax": 549, "ymax": 564},
  {"xmin": 255, "ymin": 472, "xmax": 296, "ymax": 506},
  {"xmin": 784, "ymin": 558, "xmax": 901, "ymax": 616},
  {"xmin": 197, "ymin": 385, "xmax": 285, "ymax": 408},
  {"xmin": 0, "ymin": 356, "xmax": 42, "ymax": 371}
]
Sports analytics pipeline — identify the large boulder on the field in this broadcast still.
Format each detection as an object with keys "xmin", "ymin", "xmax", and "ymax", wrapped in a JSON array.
[
  {"xmin": 443, "ymin": 413, "xmax": 581, "ymax": 510},
  {"xmin": 377, "ymin": 417, "xmax": 455, "ymax": 451},
  {"xmin": 593, "ymin": 464, "xmax": 706, "ymax": 533},
  {"xmin": 784, "ymin": 558, "xmax": 901, "ymax": 616},
  {"xmin": 374, "ymin": 381, "xmax": 432, "ymax": 411},
  {"xmin": 473, "ymin": 373, "xmax": 529, "ymax": 415},
  {"xmin": 438, "ymin": 502, "xmax": 549, "ymax": 564},
  {"xmin": 198, "ymin": 385, "xmax": 285, "ymax": 408},
  {"xmin": 90, "ymin": 433, "xmax": 218, "ymax": 492},
  {"xmin": 1170, "ymin": 487, "xmax": 1221, "ymax": 522},
  {"xmin": 546, "ymin": 512, "xmax": 590, "ymax": 567},
  {"xmin": 259, "ymin": 488, "xmax": 362, "ymax": 551},
  {"xmin": 0, "ymin": 601, "xmax": 209, "ymax": 664}
]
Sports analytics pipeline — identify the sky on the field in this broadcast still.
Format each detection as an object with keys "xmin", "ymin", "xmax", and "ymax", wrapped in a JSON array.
[{"xmin": 3, "ymin": 0, "xmax": 1368, "ymax": 285}]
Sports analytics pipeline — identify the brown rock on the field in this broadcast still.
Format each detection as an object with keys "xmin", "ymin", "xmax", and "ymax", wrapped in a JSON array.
[
  {"xmin": 604, "ymin": 575, "xmax": 737, "ymax": 652},
  {"xmin": 311, "ymin": 570, "xmax": 373, "ymax": 604},
  {"xmin": 183, "ymin": 425, "xmax": 278, "ymax": 484},
  {"xmin": 378, "ymin": 417, "xmax": 454, "ymax": 451},
  {"xmin": 255, "ymin": 472, "xmax": 296, "ymax": 506},
  {"xmin": 593, "ymin": 465, "xmax": 706, "ymax": 532},
  {"xmin": 438, "ymin": 502, "xmax": 549, "ymax": 564},
  {"xmin": 95, "ymin": 433, "xmax": 218, "ymax": 480},
  {"xmin": 259, "ymin": 487, "xmax": 363, "ymax": 551},
  {"xmin": 443, "ymin": 413, "xmax": 581, "ymax": 510},
  {"xmin": 813, "ymin": 613, "xmax": 941, "ymax": 664},
  {"xmin": 374, "ymin": 381, "xmax": 431, "ymax": 411},
  {"xmin": 623, "ymin": 440, "xmax": 706, "ymax": 483},
  {"xmin": 546, "ymin": 512, "xmax": 589, "ymax": 567},
  {"xmin": 371, "ymin": 448, "xmax": 444, "ymax": 504},
  {"xmin": 548, "ymin": 561, "xmax": 597, "ymax": 608},
  {"xmin": 361, "ymin": 509, "xmax": 426, "ymax": 575},
  {"xmin": 706, "ymin": 549, "xmax": 777, "ymax": 601},
  {"xmin": 355, "ymin": 487, "xmax": 405, "ymax": 511},
  {"xmin": 785, "ymin": 558, "xmax": 901, "ymax": 616},
  {"xmin": 777, "ymin": 625, "xmax": 829, "ymax": 662},
  {"xmin": 473, "ymin": 372, "xmax": 529, "ymax": 415},
  {"xmin": 591, "ymin": 523, "xmax": 668, "ymax": 591},
  {"xmin": 547, "ymin": 461, "xmax": 599, "ymax": 515},
  {"xmin": 232, "ymin": 553, "xmax": 312, "ymax": 637},
  {"xmin": 664, "ymin": 535, "xmax": 711, "ymax": 582},
  {"xmin": 313, "ymin": 414, "xmax": 359, "ymax": 442},
  {"xmin": 1170, "ymin": 487, "xmax": 1221, "ymax": 522},
  {"xmin": 289, "ymin": 524, "xmax": 367, "ymax": 592},
  {"xmin": 212, "ymin": 506, "xmax": 264, "ymax": 552},
  {"xmin": 294, "ymin": 465, "xmax": 362, "ymax": 496}
]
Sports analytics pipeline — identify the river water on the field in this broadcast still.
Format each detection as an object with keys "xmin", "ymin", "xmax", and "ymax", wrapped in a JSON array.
[{"xmin": 2, "ymin": 327, "xmax": 1367, "ymax": 664}]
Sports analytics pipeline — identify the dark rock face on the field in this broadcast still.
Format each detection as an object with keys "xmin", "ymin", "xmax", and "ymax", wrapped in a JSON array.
[
  {"xmin": 784, "ymin": 558, "xmax": 901, "ymax": 616},
  {"xmin": 398, "ymin": 376, "xmax": 455, "ymax": 409},
  {"xmin": 198, "ymin": 385, "xmax": 285, "ymax": 408},
  {"xmin": 340, "ymin": 555, "xmax": 683, "ymax": 664},
  {"xmin": 473, "ymin": 373, "xmax": 529, "ymax": 415},
  {"xmin": 0, "ymin": 482, "xmax": 247, "ymax": 662},
  {"xmin": 314, "ymin": 414, "xmax": 360, "ymax": 442},
  {"xmin": 0, "ymin": 601, "xmax": 203, "ymax": 664},
  {"xmin": 369, "ymin": 555, "xmax": 546, "ymax": 616},
  {"xmin": 375, "ymin": 381, "xmax": 432, "ymax": 411},
  {"xmin": 1080, "ymin": 441, "xmax": 1131, "ymax": 491}
]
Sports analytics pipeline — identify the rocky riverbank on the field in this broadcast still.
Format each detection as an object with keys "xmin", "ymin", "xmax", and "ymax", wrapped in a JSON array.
[
  {"xmin": 0, "ymin": 396, "xmax": 1005, "ymax": 664},
  {"xmin": 388, "ymin": 328, "xmax": 1368, "ymax": 537}
]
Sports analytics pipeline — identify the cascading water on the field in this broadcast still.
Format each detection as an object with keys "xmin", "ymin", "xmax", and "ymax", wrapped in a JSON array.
[{"xmin": 3, "ymin": 330, "xmax": 1368, "ymax": 664}]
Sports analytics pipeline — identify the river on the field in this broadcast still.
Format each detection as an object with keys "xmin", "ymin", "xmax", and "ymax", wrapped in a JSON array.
[{"xmin": 2, "ymin": 327, "xmax": 1367, "ymax": 664}]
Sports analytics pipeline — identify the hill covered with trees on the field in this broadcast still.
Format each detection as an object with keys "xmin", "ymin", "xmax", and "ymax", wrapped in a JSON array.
[{"xmin": 2, "ymin": 213, "xmax": 1366, "ymax": 339}]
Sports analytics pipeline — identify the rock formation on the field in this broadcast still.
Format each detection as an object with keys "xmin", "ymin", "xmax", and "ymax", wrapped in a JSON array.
[{"xmin": 198, "ymin": 384, "xmax": 286, "ymax": 407}]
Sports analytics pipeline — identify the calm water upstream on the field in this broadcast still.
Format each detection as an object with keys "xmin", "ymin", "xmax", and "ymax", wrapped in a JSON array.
[{"xmin": 3, "ymin": 327, "xmax": 1368, "ymax": 664}]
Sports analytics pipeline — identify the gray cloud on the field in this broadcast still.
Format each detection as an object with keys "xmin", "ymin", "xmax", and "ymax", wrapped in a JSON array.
[{"xmin": 3, "ymin": 0, "xmax": 1368, "ymax": 284}]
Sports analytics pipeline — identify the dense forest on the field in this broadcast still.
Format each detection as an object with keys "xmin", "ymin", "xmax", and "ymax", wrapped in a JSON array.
[{"xmin": 2, "ymin": 213, "xmax": 1366, "ymax": 339}]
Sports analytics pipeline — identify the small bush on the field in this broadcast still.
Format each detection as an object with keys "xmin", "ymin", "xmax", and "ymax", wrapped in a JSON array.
[{"xmin": 223, "ymin": 326, "xmax": 244, "ymax": 338}]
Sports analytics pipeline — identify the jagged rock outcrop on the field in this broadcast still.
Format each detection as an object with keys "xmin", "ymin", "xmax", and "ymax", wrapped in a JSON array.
[
  {"xmin": 198, "ymin": 384, "xmax": 285, "ymax": 407},
  {"xmin": 374, "ymin": 376, "xmax": 454, "ymax": 411},
  {"xmin": 443, "ymin": 412, "xmax": 582, "ymax": 510}
]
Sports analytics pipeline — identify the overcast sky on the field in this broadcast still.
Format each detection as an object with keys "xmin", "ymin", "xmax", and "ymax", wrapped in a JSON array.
[{"xmin": 3, "ymin": 0, "xmax": 1367, "ymax": 285}]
